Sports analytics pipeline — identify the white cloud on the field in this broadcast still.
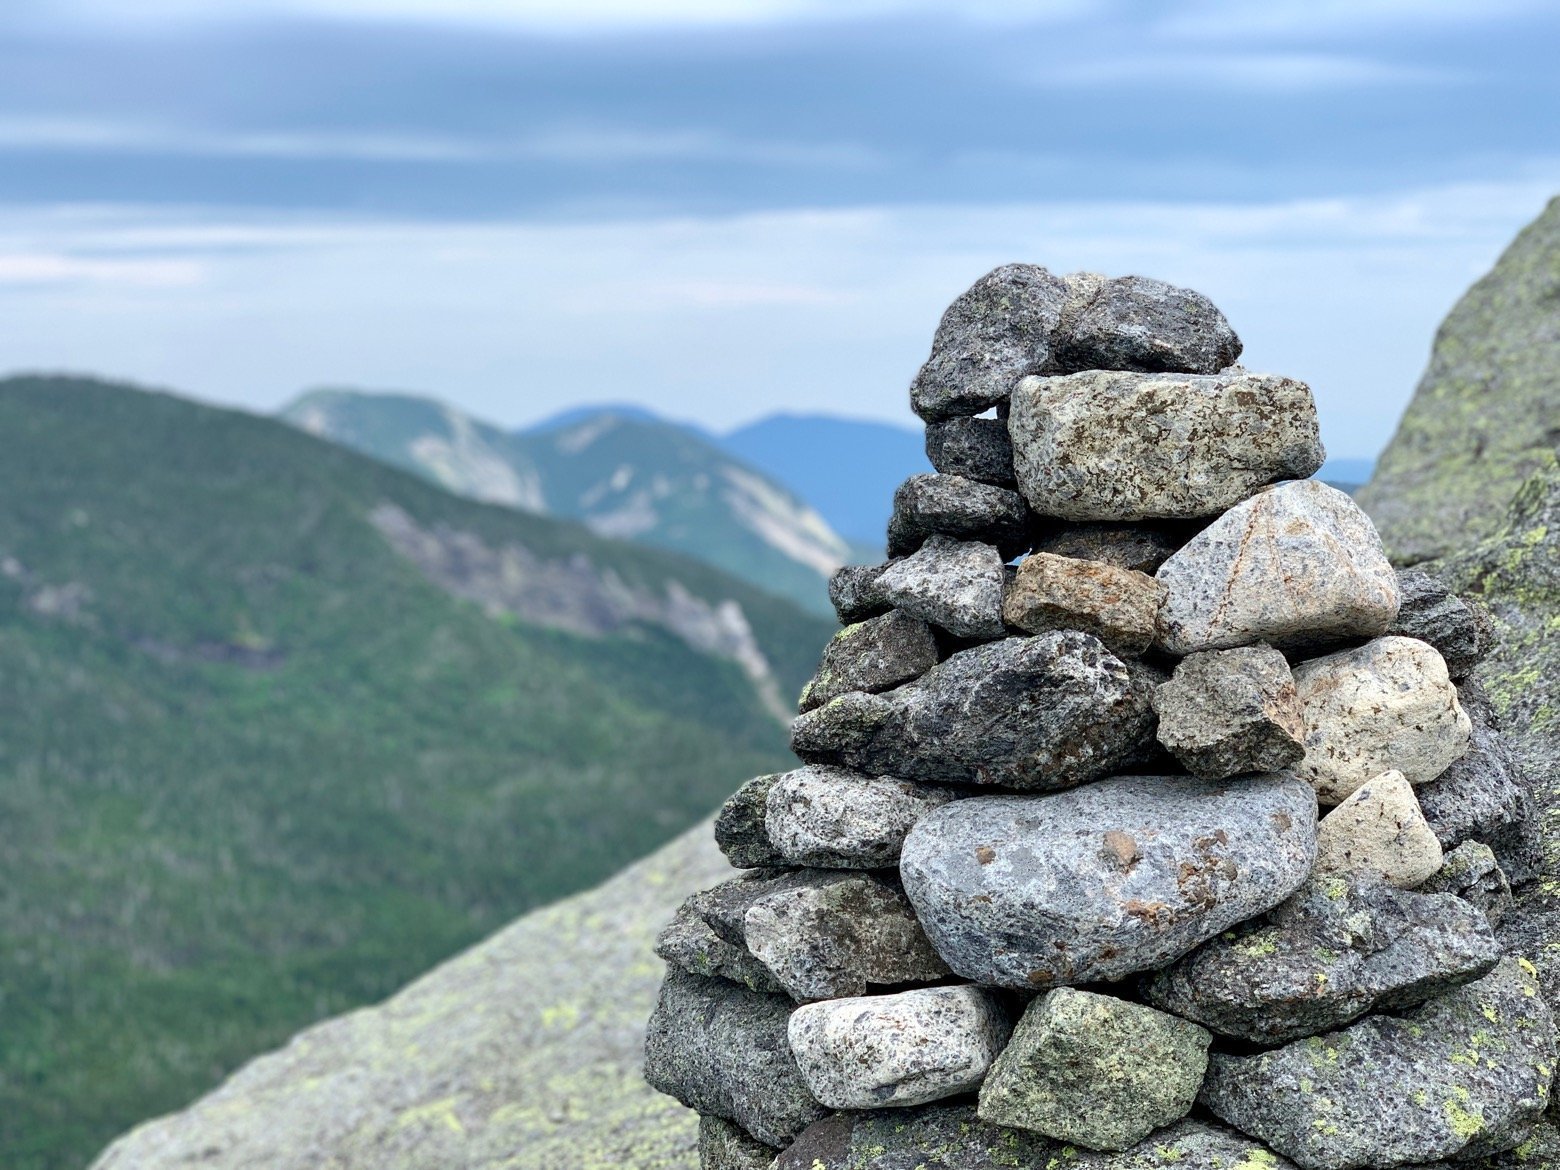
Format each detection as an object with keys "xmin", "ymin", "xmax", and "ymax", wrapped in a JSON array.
[{"xmin": 0, "ymin": 174, "xmax": 1554, "ymax": 457}]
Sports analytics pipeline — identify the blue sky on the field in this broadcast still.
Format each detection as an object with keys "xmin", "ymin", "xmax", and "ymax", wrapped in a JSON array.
[{"xmin": 0, "ymin": 0, "xmax": 1556, "ymax": 455}]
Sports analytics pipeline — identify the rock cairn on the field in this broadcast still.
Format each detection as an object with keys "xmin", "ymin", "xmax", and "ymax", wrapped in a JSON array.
[{"xmin": 644, "ymin": 265, "xmax": 1552, "ymax": 1170}]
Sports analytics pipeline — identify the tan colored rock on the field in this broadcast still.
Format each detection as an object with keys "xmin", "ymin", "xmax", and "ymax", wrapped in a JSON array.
[
  {"xmin": 1292, "ymin": 636, "xmax": 1472, "ymax": 803},
  {"xmin": 1314, "ymin": 770, "xmax": 1445, "ymax": 888},
  {"xmin": 1155, "ymin": 480, "xmax": 1399, "ymax": 655},
  {"xmin": 1001, "ymin": 551, "xmax": 1163, "ymax": 654}
]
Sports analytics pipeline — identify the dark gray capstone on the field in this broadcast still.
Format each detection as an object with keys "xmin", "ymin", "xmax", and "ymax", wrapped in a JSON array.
[
  {"xmin": 1032, "ymin": 521, "xmax": 1184, "ymax": 574},
  {"xmin": 886, "ymin": 473, "xmax": 1031, "ymax": 560},
  {"xmin": 713, "ymin": 773, "xmax": 785, "ymax": 869},
  {"xmin": 1152, "ymin": 644, "xmax": 1306, "ymax": 780},
  {"xmin": 799, "ymin": 610, "xmax": 940, "ymax": 714},
  {"xmin": 1052, "ymin": 274, "xmax": 1243, "ymax": 375},
  {"xmin": 899, "ymin": 773, "xmax": 1318, "ymax": 987},
  {"xmin": 777, "ymin": 1108, "xmax": 1296, "ymax": 1170},
  {"xmin": 909, "ymin": 264, "xmax": 1072, "ymax": 421},
  {"xmin": 643, "ymin": 967, "xmax": 826, "ymax": 1148},
  {"xmin": 1388, "ymin": 568, "xmax": 1492, "ymax": 679},
  {"xmin": 874, "ymin": 535, "xmax": 1006, "ymax": 640},
  {"xmin": 698, "ymin": 1114, "xmax": 779, "ymax": 1170},
  {"xmin": 1142, "ymin": 871, "xmax": 1501, "ymax": 1044},
  {"xmin": 924, "ymin": 416, "xmax": 1016, "ymax": 488},
  {"xmin": 827, "ymin": 562, "xmax": 895, "ymax": 625},
  {"xmin": 791, "ymin": 631, "xmax": 1160, "ymax": 791},
  {"xmin": 1414, "ymin": 681, "xmax": 1539, "ymax": 884},
  {"xmin": 1200, "ymin": 958, "xmax": 1557, "ymax": 1170}
]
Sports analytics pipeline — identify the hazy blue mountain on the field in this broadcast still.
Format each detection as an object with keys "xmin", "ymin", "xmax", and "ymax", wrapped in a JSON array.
[
  {"xmin": 282, "ymin": 391, "xmax": 853, "ymax": 614},
  {"xmin": 719, "ymin": 413, "xmax": 928, "ymax": 547}
]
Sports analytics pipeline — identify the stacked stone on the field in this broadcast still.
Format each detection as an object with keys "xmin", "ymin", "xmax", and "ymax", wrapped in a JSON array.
[{"xmin": 645, "ymin": 265, "xmax": 1551, "ymax": 1170}]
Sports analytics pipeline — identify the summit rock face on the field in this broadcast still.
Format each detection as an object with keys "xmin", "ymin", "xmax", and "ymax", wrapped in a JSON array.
[{"xmin": 1359, "ymin": 197, "xmax": 1560, "ymax": 565}]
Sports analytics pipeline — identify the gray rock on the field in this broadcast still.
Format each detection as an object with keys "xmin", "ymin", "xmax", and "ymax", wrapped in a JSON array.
[
  {"xmin": 1422, "ymin": 841, "xmax": 1513, "ymax": 926},
  {"xmin": 1152, "ymin": 645, "xmax": 1305, "ymax": 779},
  {"xmin": 828, "ymin": 562, "xmax": 894, "ymax": 624},
  {"xmin": 1292, "ymin": 636, "xmax": 1471, "ymax": 804},
  {"xmin": 1009, "ymin": 369, "xmax": 1323, "ymax": 522},
  {"xmin": 1312, "ymin": 770, "xmax": 1444, "ymax": 888},
  {"xmin": 799, "ymin": 610, "xmax": 939, "ymax": 713},
  {"xmin": 699, "ymin": 1115, "xmax": 778, "ymax": 1170},
  {"xmin": 655, "ymin": 898, "xmax": 787, "ymax": 994},
  {"xmin": 886, "ymin": 473, "xmax": 1031, "ymax": 560},
  {"xmin": 1033, "ymin": 521, "xmax": 1183, "ymax": 573},
  {"xmin": 792, "ymin": 632, "xmax": 1160, "ymax": 791},
  {"xmin": 1001, "ymin": 551, "xmax": 1163, "ymax": 654},
  {"xmin": 1415, "ymin": 682, "xmax": 1539, "ymax": 883},
  {"xmin": 1156, "ymin": 480, "xmax": 1401, "ymax": 655},
  {"xmin": 875, "ymin": 535, "xmax": 1006, "ymax": 640},
  {"xmin": 778, "ymin": 1110, "xmax": 1295, "ymax": 1170},
  {"xmin": 1389, "ymin": 568, "xmax": 1492, "ymax": 678},
  {"xmin": 977, "ymin": 987, "xmax": 1210, "ymax": 1150},
  {"xmin": 1143, "ymin": 871, "xmax": 1501, "ymax": 1044},
  {"xmin": 764, "ymin": 766, "xmax": 957, "ymax": 869},
  {"xmin": 909, "ymin": 264, "xmax": 1071, "ymax": 421},
  {"xmin": 899, "ymin": 773, "xmax": 1317, "ymax": 987},
  {"xmin": 1053, "ymin": 274, "xmax": 1243, "ymax": 375},
  {"xmin": 924, "ymin": 416, "xmax": 1016, "ymax": 487},
  {"xmin": 714, "ymin": 773, "xmax": 786, "ymax": 869},
  {"xmin": 643, "ymin": 967, "xmax": 826, "ymax": 1148},
  {"xmin": 739, "ymin": 870, "xmax": 950, "ymax": 1002},
  {"xmin": 1200, "ymin": 958, "xmax": 1557, "ymax": 1170},
  {"xmin": 788, "ymin": 986, "xmax": 1011, "ymax": 1109}
]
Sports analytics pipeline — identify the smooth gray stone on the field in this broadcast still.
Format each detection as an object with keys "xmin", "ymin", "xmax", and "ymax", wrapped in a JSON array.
[
  {"xmin": 875, "ymin": 535, "xmax": 1006, "ymax": 640},
  {"xmin": 698, "ymin": 1114, "xmax": 779, "ymax": 1170},
  {"xmin": 799, "ymin": 610, "xmax": 939, "ymax": 713},
  {"xmin": 791, "ymin": 631, "xmax": 1160, "ymax": 791},
  {"xmin": 1200, "ymin": 958, "xmax": 1557, "ymax": 1170},
  {"xmin": 643, "ymin": 967, "xmax": 826, "ymax": 1148},
  {"xmin": 1415, "ymin": 682, "xmax": 1540, "ymax": 883},
  {"xmin": 909, "ymin": 264, "xmax": 1072, "ymax": 421},
  {"xmin": 1143, "ymin": 871, "xmax": 1501, "ymax": 1044},
  {"xmin": 1421, "ymin": 841, "xmax": 1513, "ymax": 927},
  {"xmin": 714, "ymin": 773, "xmax": 786, "ymax": 869},
  {"xmin": 777, "ymin": 1109, "xmax": 1296, "ymax": 1170},
  {"xmin": 1052, "ymin": 273, "xmax": 1242, "ymax": 375},
  {"xmin": 886, "ymin": 473, "xmax": 1031, "ymax": 560},
  {"xmin": 828, "ymin": 562, "xmax": 895, "ymax": 625},
  {"xmin": 764, "ymin": 766, "xmax": 957, "ymax": 869},
  {"xmin": 788, "ymin": 986, "xmax": 1011, "ymax": 1109},
  {"xmin": 977, "ymin": 987, "xmax": 1210, "ymax": 1151},
  {"xmin": 1009, "ymin": 368, "xmax": 1322, "ymax": 522},
  {"xmin": 1156, "ymin": 480, "xmax": 1400, "ymax": 655},
  {"xmin": 925, "ymin": 416, "xmax": 1016, "ymax": 488},
  {"xmin": 739, "ymin": 869, "xmax": 950, "ymax": 1002},
  {"xmin": 899, "ymin": 773, "xmax": 1318, "ymax": 987},
  {"xmin": 1152, "ymin": 644, "xmax": 1306, "ymax": 780},
  {"xmin": 1389, "ymin": 568, "xmax": 1492, "ymax": 679},
  {"xmin": 1032, "ymin": 520, "xmax": 1183, "ymax": 573}
]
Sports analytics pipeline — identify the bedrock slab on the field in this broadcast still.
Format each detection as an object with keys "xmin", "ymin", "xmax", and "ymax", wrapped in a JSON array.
[
  {"xmin": 763, "ymin": 766, "xmax": 957, "ymax": 869},
  {"xmin": 643, "ymin": 967, "xmax": 826, "ymax": 1148},
  {"xmin": 1292, "ymin": 636, "xmax": 1471, "ymax": 803},
  {"xmin": 1144, "ymin": 871, "xmax": 1501, "ymax": 1044},
  {"xmin": 1152, "ymin": 644, "xmax": 1305, "ymax": 779},
  {"xmin": 898, "ymin": 773, "xmax": 1317, "ymax": 987},
  {"xmin": 1156, "ymin": 480, "xmax": 1399, "ymax": 654},
  {"xmin": 1200, "ymin": 958, "xmax": 1556, "ymax": 1170},
  {"xmin": 799, "ymin": 610, "xmax": 939, "ymax": 713},
  {"xmin": 977, "ymin": 987, "xmax": 1210, "ymax": 1150},
  {"xmin": 791, "ymin": 631, "xmax": 1159, "ymax": 791},
  {"xmin": 788, "ymin": 985, "xmax": 1010, "ymax": 1109},
  {"xmin": 1009, "ymin": 368, "xmax": 1322, "ymax": 521}
]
